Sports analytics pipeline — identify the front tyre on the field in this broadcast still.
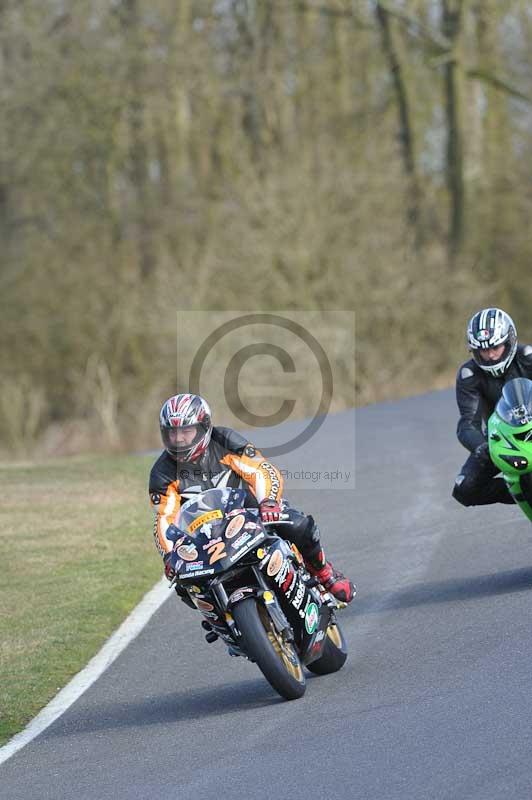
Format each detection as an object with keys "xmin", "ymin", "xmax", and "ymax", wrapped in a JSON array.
[
  {"xmin": 233, "ymin": 598, "xmax": 306, "ymax": 700},
  {"xmin": 306, "ymin": 622, "xmax": 348, "ymax": 675}
]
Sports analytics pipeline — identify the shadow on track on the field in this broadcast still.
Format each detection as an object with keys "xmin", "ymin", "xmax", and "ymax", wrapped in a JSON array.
[
  {"xmin": 46, "ymin": 678, "xmax": 284, "ymax": 738},
  {"xmin": 355, "ymin": 566, "xmax": 532, "ymax": 615}
]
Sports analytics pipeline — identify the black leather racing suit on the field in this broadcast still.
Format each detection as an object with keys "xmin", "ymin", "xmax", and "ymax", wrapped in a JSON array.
[
  {"xmin": 453, "ymin": 344, "xmax": 532, "ymax": 506},
  {"xmin": 149, "ymin": 426, "xmax": 322, "ymax": 563}
]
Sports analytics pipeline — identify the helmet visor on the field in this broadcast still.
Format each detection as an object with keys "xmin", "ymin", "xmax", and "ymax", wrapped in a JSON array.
[
  {"xmin": 161, "ymin": 424, "xmax": 204, "ymax": 457},
  {"xmin": 471, "ymin": 338, "xmax": 514, "ymax": 373},
  {"xmin": 477, "ymin": 344, "xmax": 505, "ymax": 362}
]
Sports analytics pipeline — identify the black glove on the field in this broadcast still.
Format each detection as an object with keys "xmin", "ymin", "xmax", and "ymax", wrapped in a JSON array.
[{"xmin": 473, "ymin": 442, "xmax": 491, "ymax": 465}]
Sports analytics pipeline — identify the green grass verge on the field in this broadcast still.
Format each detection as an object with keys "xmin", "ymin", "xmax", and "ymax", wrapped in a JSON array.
[{"xmin": 0, "ymin": 453, "xmax": 161, "ymax": 746}]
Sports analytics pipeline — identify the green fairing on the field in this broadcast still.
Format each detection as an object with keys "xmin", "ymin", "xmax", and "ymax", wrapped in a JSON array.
[{"xmin": 488, "ymin": 411, "xmax": 532, "ymax": 522}]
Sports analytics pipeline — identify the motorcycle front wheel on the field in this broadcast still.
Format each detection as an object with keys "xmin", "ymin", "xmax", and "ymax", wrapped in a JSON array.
[{"xmin": 233, "ymin": 598, "xmax": 306, "ymax": 700}]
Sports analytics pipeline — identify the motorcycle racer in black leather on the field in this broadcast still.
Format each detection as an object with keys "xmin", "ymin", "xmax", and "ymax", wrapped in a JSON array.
[
  {"xmin": 149, "ymin": 393, "xmax": 355, "ymax": 603},
  {"xmin": 453, "ymin": 308, "xmax": 532, "ymax": 507}
]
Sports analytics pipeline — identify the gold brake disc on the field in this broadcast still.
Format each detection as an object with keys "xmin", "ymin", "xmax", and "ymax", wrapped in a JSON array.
[
  {"xmin": 267, "ymin": 630, "xmax": 304, "ymax": 681},
  {"xmin": 326, "ymin": 624, "xmax": 343, "ymax": 648},
  {"xmin": 259, "ymin": 606, "xmax": 304, "ymax": 681}
]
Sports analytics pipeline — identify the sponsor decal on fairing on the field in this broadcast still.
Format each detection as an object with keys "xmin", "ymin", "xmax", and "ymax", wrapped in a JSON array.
[
  {"xmin": 188, "ymin": 509, "xmax": 223, "ymax": 533},
  {"xmin": 230, "ymin": 532, "xmax": 252, "ymax": 550},
  {"xmin": 228, "ymin": 587, "xmax": 255, "ymax": 604},
  {"xmin": 177, "ymin": 544, "xmax": 199, "ymax": 561},
  {"xmin": 286, "ymin": 573, "xmax": 298, "ymax": 597},
  {"xmin": 267, "ymin": 549, "xmax": 283, "ymax": 577},
  {"xmin": 226, "ymin": 508, "xmax": 246, "ymax": 518},
  {"xmin": 172, "ymin": 536, "xmax": 186, "ymax": 550},
  {"xmin": 179, "ymin": 568, "xmax": 214, "ymax": 578},
  {"xmin": 273, "ymin": 559, "xmax": 291, "ymax": 588},
  {"xmin": 228, "ymin": 532, "xmax": 265, "ymax": 562},
  {"xmin": 305, "ymin": 602, "xmax": 319, "ymax": 634},
  {"xmin": 291, "ymin": 580, "xmax": 306, "ymax": 610},
  {"xmin": 195, "ymin": 599, "xmax": 215, "ymax": 612},
  {"xmin": 225, "ymin": 514, "xmax": 245, "ymax": 538}
]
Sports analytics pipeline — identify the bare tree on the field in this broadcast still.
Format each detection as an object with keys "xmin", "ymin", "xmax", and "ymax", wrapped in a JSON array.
[
  {"xmin": 375, "ymin": 2, "xmax": 423, "ymax": 241},
  {"xmin": 119, "ymin": 0, "xmax": 155, "ymax": 279},
  {"xmin": 441, "ymin": 0, "xmax": 467, "ymax": 258}
]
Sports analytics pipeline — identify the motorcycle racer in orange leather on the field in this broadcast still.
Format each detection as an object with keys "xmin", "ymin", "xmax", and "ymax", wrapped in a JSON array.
[{"xmin": 149, "ymin": 393, "xmax": 355, "ymax": 603}]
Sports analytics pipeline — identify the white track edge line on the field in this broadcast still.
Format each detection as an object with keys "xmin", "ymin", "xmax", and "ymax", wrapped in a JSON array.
[{"xmin": 0, "ymin": 577, "xmax": 170, "ymax": 767}]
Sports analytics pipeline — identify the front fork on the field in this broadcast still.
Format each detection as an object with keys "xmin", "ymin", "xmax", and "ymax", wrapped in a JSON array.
[{"xmin": 216, "ymin": 568, "xmax": 294, "ymax": 643}]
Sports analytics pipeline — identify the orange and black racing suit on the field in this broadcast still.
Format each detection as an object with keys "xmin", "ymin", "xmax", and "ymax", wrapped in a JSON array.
[{"xmin": 149, "ymin": 426, "xmax": 321, "ymax": 563}]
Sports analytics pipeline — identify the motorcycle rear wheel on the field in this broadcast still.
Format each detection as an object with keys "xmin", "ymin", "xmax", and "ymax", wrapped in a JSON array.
[
  {"xmin": 306, "ymin": 622, "xmax": 348, "ymax": 675},
  {"xmin": 233, "ymin": 598, "xmax": 306, "ymax": 700}
]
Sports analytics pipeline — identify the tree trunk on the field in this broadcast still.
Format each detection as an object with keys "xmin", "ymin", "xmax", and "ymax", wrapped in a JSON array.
[
  {"xmin": 121, "ymin": 0, "xmax": 155, "ymax": 279},
  {"xmin": 231, "ymin": 0, "xmax": 264, "ymax": 169},
  {"xmin": 442, "ymin": 0, "xmax": 466, "ymax": 259},
  {"xmin": 375, "ymin": 2, "xmax": 423, "ymax": 242},
  {"xmin": 474, "ymin": 0, "xmax": 512, "ymax": 276}
]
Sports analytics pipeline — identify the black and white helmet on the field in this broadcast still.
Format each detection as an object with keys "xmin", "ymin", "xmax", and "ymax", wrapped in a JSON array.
[{"xmin": 467, "ymin": 308, "xmax": 517, "ymax": 377}]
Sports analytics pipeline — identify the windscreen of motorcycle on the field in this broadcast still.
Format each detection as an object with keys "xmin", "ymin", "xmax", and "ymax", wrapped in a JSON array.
[
  {"xmin": 178, "ymin": 487, "xmax": 248, "ymax": 535},
  {"xmin": 496, "ymin": 378, "xmax": 532, "ymax": 427}
]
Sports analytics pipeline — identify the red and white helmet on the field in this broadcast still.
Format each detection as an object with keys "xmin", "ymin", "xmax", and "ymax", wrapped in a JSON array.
[{"xmin": 159, "ymin": 394, "xmax": 212, "ymax": 462}]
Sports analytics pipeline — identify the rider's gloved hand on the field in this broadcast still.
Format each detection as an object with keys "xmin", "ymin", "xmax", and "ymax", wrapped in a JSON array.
[
  {"xmin": 473, "ymin": 442, "xmax": 491, "ymax": 465},
  {"xmin": 164, "ymin": 552, "xmax": 176, "ymax": 581},
  {"xmin": 259, "ymin": 498, "xmax": 282, "ymax": 523}
]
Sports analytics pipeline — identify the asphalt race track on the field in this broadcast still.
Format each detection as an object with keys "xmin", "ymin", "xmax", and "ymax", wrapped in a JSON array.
[{"xmin": 4, "ymin": 389, "xmax": 532, "ymax": 800}]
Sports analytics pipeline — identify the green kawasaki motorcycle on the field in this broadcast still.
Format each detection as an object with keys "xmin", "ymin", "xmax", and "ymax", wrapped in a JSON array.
[{"xmin": 488, "ymin": 377, "xmax": 532, "ymax": 521}]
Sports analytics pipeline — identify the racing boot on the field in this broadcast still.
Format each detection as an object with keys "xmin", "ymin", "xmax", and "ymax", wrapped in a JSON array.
[{"xmin": 304, "ymin": 548, "xmax": 355, "ymax": 604}]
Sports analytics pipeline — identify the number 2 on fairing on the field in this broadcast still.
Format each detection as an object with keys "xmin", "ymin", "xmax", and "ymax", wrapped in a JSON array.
[{"xmin": 208, "ymin": 541, "xmax": 226, "ymax": 564}]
